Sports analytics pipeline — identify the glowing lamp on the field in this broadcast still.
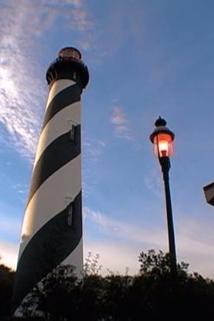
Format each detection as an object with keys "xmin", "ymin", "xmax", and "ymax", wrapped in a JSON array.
[
  {"xmin": 150, "ymin": 117, "xmax": 175, "ymax": 158},
  {"xmin": 149, "ymin": 116, "xmax": 177, "ymax": 275}
]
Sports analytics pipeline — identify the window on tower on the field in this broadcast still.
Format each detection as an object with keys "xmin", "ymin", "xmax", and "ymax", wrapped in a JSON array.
[
  {"xmin": 67, "ymin": 203, "xmax": 73, "ymax": 227},
  {"xmin": 70, "ymin": 125, "xmax": 76, "ymax": 142},
  {"xmin": 58, "ymin": 48, "xmax": 81, "ymax": 61}
]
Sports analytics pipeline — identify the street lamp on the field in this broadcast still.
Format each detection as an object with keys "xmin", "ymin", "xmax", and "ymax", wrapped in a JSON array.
[{"xmin": 150, "ymin": 116, "xmax": 177, "ymax": 276}]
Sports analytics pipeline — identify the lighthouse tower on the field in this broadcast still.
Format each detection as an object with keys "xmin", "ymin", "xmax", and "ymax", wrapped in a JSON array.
[{"xmin": 13, "ymin": 47, "xmax": 89, "ymax": 309}]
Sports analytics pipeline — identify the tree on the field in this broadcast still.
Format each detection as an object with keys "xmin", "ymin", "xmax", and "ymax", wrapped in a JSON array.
[
  {"xmin": 138, "ymin": 249, "xmax": 189, "ymax": 278},
  {"xmin": 5, "ymin": 249, "xmax": 214, "ymax": 321},
  {"xmin": 20, "ymin": 265, "xmax": 77, "ymax": 321},
  {"xmin": 0, "ymin": 261, "xmax": 15, "ymax": 318},
  {"xmin": 138, "ymin": 249, "xmax": 214, "ymax": 320}
]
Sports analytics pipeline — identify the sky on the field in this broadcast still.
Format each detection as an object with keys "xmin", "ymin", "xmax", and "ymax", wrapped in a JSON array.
[{"xmin": 1, "ymin": 0, "xmax": 214, "ymax": 277}]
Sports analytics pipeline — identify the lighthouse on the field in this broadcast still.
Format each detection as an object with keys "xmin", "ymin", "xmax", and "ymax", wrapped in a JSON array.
[{"xmin": 13, "ymin": 47, "xmax": 89, "ymax": 309}]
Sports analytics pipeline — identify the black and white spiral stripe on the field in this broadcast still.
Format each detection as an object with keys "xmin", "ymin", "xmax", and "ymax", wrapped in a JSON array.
[{"xmin": 14, "ymin": 79, "xmax": 83, "ymax": 308}]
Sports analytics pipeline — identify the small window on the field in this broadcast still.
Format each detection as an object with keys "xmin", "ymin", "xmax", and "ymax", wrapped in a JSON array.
[
  {"xmin": 70, "ymin": 125, "xmax": 76, "ymax": 142},
  {"xmin": 67, "ymin": 203, "xmax": 73, "ymax": 227}
]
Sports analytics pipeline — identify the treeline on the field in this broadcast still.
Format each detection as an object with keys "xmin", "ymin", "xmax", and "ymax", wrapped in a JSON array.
[
  {"xmin": 1, "ymin": 250, "xmax": 214, "ymax": 320},
  {"xmin": 0, "ymin": 262, "xmax": 15, "ymax": 319}
]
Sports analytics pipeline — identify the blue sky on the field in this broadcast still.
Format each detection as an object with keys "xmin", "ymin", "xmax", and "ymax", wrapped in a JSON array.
[{"xmin": 1, "ymin": 0, "xmax": 214, "ymax": 276}]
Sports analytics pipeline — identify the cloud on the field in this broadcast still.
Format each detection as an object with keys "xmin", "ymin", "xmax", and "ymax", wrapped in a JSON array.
[
  {"xmin": 0, "ymin": 241, "xmax": 19, "ymax": 270},
  {"xmin": 43, "ymin": 0, "xmax": 94, "ymax": 48},
  {"xmin": 111, "ymin": 106, "xmax": 132, "ymax": 140},
  {"xmin": 2, "ymin": 207, "xmax": 214, "ymax": 277},
  {"xmin": 84, "ymin": 241, "xmax": 140, "ymax": 275},
  {"xmin": 59, "ymin": 0, "xmax": 82, "ymax": 6},
  {"xmin": 84, "ymin": 207, "xmax": 166, "ymax": 248},
  {"xmin": 70, "ymin": 7, "xmax": 93, "ymax": 32},
  {"xmin": 0, "ymin": 208, "xmax": 22, "ymax": 241},
  {"xmin": 0, "ymin": 218, "xmax": 21, "ymax": 237},
  {"xmin": 84, "ymin": 206, "xmax": 214, "ymax": 278},
  {"xmin": 44, "ymin": 0, "xmax": 94, "ymax": 33},
  {"xmin": 82, "ymin": 138, "xmax": 106, "ymax": 198},
  {"xmin": 0, "ymin": 1, "xmax": 49, "ymax": 160},
  {"xmin": 83, "ymin": 138, "xmax": 106, "ymax": 161},
  {"xmin": 0, "ymin": 0, "xmax": 93, "ymax": 160},
  {"xmin": 12, "ymin": 183, "xmax": 28, "ymax": 196},
  {"xmin": 144, "ymin": 168, "xmax": 162, "ymax": 198},
  {"xmin": 175, "ymin": 217, "xmax": 214, "ymax": 277},
  {"xmin": 90, "ymin": 1, "xmax": 145, "ymax": 61}
]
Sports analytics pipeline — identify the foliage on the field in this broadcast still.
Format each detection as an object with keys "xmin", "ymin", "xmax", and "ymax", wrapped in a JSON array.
[
  {"xmin": 20, "ymin": 265, "xmax": 78, "ymax": 321},
  {"xmin": 138, "ymin": 249, "xmax": 213, "ymax": 319},
  {"xmin": 0, "ymin": 260, "xmax": 15, "ymax": 318},
  {"xmin": 83, "ymin": 252, "xmax": 102, "ymax": 276},
  {"xmin": 139, "ymin": 249, "xmax": 189, "ymax": 279},
  {"xmin": 3, "ymin": 250, "xmax": 214, "ymax": 321}
]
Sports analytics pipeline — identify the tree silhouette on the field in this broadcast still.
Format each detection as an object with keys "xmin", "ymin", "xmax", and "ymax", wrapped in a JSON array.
[
  {"xmin": 0, "ymin": 261, "xmax": 15, "ymax": 319},
  {"xmin": 2, "ymin": 249, "xmax": 214, "ymax": 321}
]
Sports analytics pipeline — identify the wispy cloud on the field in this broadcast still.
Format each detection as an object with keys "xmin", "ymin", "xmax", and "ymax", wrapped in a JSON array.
[
  {"xmin": 0, "ymin": 241, "xmax": 19, "ymax": 270},
  {"xmin": 0, "ymin": 0, "xmax": 93, "ymax": 160},
  {"xmin": 84, "ymin": 206, "xmax": 214, "ymax": 277},
  {"xmin": 144, "ymin": 168, "xmax": 162, "ymax": 198},
  {"xmin": 0, "ymin": 210, "xmax": 22, "ymax": 240},
  {"xmin": 84, "ymin": 207, "xmax": 166, "ymax": 247},
  {"xmin": 83, "ymin": 138, "xmax": 106, "ymax": 161},
  {"xmin": 84, "ymin": 241, "xmax": 140, "ymax": 275},
  {"xmin": 0, "ymin": 1, "xmax": 50, "ymax": 159},
  {"xmin": 82, "ymin": 138, "xmax": 106, "ymax": 198},
  {"xmin": 71, "ymin": 7, "xmax": 93, "ymax": 32},
  {"xmin": 0, "ymin": 219, "xmax": 21, "ymax": 237},
  {"xmin": 111, "ymin": 106, "xmax": 132, "ymax": 140},
  {"xmin": 44, "ymin": 0, "xmax": 94, "ymax": 33},
  {"xmin": 2, "ymin": 207, "xmax": 214, "ymax": 277},
  {"xmin": 92, "ymin": 1, "xmax": 145, "ymax": 61}
]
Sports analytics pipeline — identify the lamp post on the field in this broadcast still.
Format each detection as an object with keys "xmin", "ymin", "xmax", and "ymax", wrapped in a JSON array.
[{"xmin": 150, "ymin": 116, "xmax": 177, "ymax": 276}]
